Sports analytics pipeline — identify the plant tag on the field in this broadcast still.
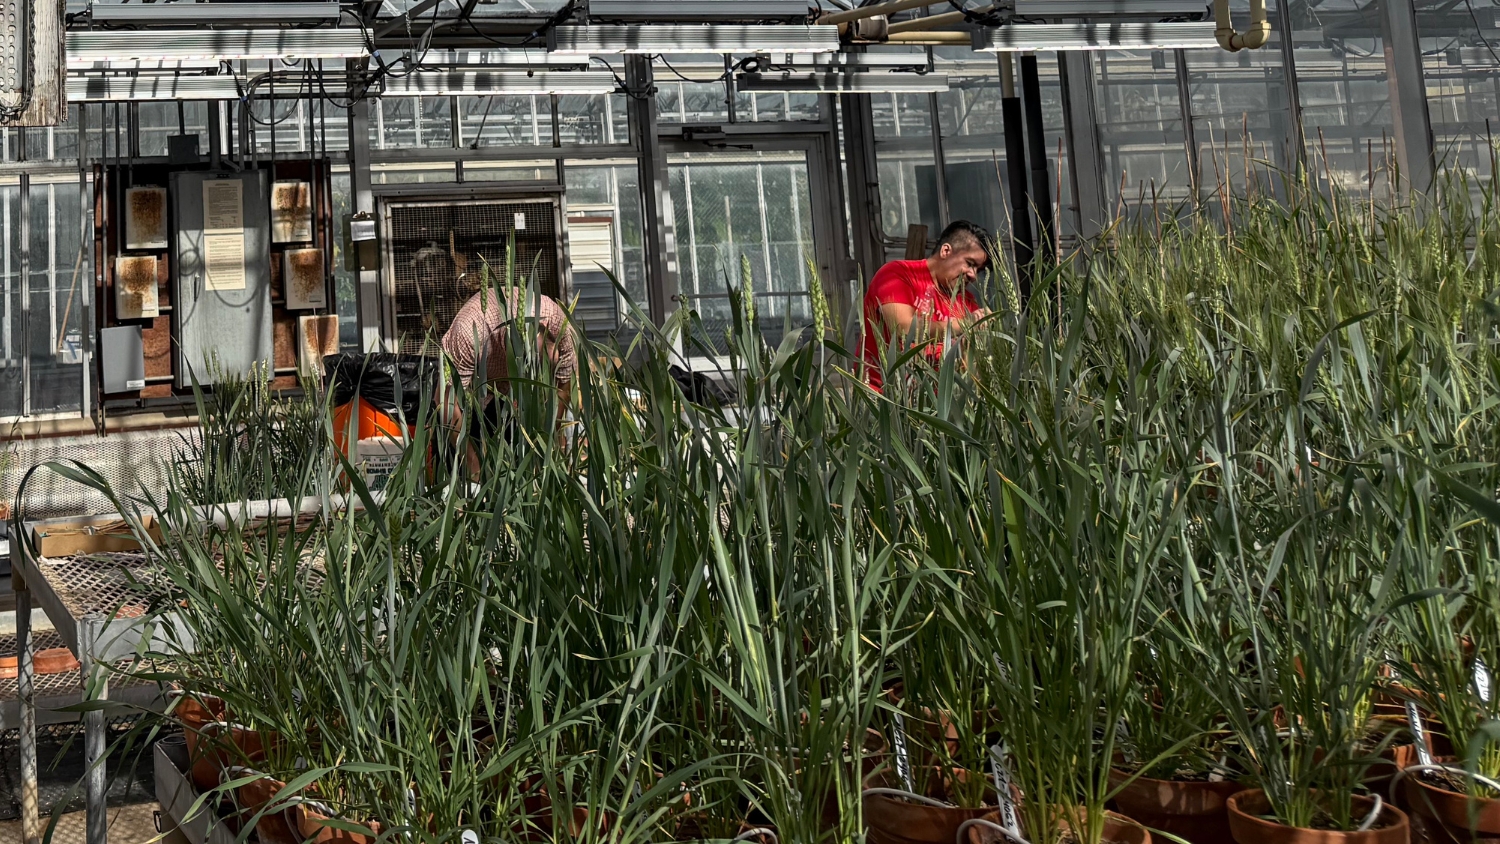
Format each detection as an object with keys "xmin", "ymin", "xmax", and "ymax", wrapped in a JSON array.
[
  {"xmin": 1475, "ymin": 656, "xmax": 1492, "ymax": 704},
  {"xmin": 1390, "ymin": 653, "xmax": 1434, "ymax": 767},
  {"xmin": 891, "ymin": 712, "xmax": 914, "ymax": 793},
  {"xmin": 461, "ymin": 830, "xmax": 479, "ymax": 844},
  {"xmin": 988, "ymin": 742, "xmax": 1022, "ymax": 838},
  {"xmin": 1406, "ymin": 699, "xmax": 1434, "ymax": 767}
]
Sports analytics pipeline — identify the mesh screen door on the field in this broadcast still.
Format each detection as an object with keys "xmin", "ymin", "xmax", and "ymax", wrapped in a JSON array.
[{"xmin": 382, "ymin": 197, "xmax": 561, "ymax": 355}]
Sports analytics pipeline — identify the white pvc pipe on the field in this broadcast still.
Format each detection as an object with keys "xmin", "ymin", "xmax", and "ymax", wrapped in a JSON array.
[{"xmin": 1213, "ymin": 0, "xmax": 1270, "ymax": 51}]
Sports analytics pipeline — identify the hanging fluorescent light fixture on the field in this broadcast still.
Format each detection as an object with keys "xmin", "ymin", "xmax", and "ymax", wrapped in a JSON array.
[
  {"xmin": 550, "ymin": 25, "xmax": 840, "ymax": 55},
  {"xmin": 1011, "ymin": 0, "xmax": 1209, "ymax": 17},
  {"xmin": 382, "ymin": 71, "xmax": 619, "ymax": 96},
  {"xmin": 67, "ymin": 29, "xmax": 368, "ymax": 67},
  {"xmin": 89, "ymin": 2, "xmax": 342, "ymax": 23},
  {"xmin": 971, "ymin": 21, "xmax": 1218, "ymax": 51},
  {"xmin": 587, "ymin": 1, "xmax": 811, "ymax": 21},
  {"xmin": 736, "ymin": 71, "xmax": 949, "ymax": 93},
  {"xmin": 67, "ymin": 74, "xmax": 244, "ymax": 102}
]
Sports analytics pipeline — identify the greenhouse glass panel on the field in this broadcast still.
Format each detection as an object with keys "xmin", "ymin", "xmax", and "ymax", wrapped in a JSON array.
[
  {"xmin": 1418, "ymin": 0, "xmax": 1499, "ymax": 202},
  {"xmin": 667, "ymin": 151, "xmax": 816, "ymax": 353},
  {"xmin": 459, "ymin": 95, "xmax": 549, "ymax": 147},
  {"xmin": 0, "ymin": 185, "xmax": 21, "ymax": 417},
  {"xmin": 29, "ymin": 181, "xmax": 86, "ymax": 415},
  {"xmin": 1291, "ymin": 0, "xmax": 1395, "ymax": 197},
  {"xmin": 1188, "ymin": 32, "xmax": 1297, "ymax": 197},
  {"xmin": 1095, "ymin": 50, "xmax": 1192, "ymax": 212}
]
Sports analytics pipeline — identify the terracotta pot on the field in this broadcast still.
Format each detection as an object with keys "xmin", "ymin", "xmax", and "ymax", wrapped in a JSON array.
[
  {"xmin": 235, "ymin": 776, "xmax": 302, "ymax": 844},
  {"xmin": 1227, "ymin": 788, "xmax": 1410, "ymax": 844},
  {"xmin": 297, "ymin": 806, "xmax": 384, "ymax": 844},
  {"xmin": 963, "ymin": 807, "xmax": 1151, "ymax": 844},
  {"xmin": 1108, "ymin": 767, "xmax": 1243, "ymax": 844},
  {"xmin": 1400, "ymin": 767, "xmax": 1500, "ymax": 844},
  {"xmin": 864, "ymin": 791, "xmax": 992, "ymax": 844},
  {"xmin": 0, "ymin": 648, "xmax": 83, "ymax": 679},
  {"xmin": 172, "ymin": 693, "xmax": 231, "ymax": 792}
]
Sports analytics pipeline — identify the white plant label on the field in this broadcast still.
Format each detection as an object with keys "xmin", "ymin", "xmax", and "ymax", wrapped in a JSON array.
[
  {"xmin": 891, "ymin": 711, "xmax": 914, "ymax": 793},
  {"xmin": 988, "ymin": 742, "xmax": 1022, "ymax": 838},
  {"xmin": 1406, "ymin": 700, "xmax": 1434, "ymax": 767},
  {"xmin": 1475, "ymin": 656, "xmax": 1492, "ymax": 704},
  {"xmin": 461, "ymin": 830, "xmax": 479, "ymax": 844}
]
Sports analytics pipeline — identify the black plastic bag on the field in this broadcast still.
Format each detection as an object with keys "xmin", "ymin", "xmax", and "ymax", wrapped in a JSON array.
[
  {"xmin": 669, "ymin": 364, "xmax": 737, "ymax": 407},
  {"xmin": 323, "ymin": 353, "xmax": 439, "ymax": 421}
]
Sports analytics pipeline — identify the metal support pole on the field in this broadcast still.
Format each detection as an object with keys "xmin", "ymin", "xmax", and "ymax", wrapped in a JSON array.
[
  {"xmin": 19, "ymin": 138, "xmax": 30, "ymax": 416},
  {"xmin": 80, "ymin": 104, "xmax": 93, "ymax": 418},
  {"xmin": 1380, "ymin": 0, "xmax": 1436, "ymax": 196},
  {"xmin": 1274, "ymin": 1, "xmax": 1305, "ymax": 177},
  {"xmin": 1019, "ymin": 53, "xmax": 1055, "ymax": 262},
  {"xmin": 16, "ymin": 572, "xmax": 39, "ymax": 844},
  {"xmin": 78, "ymin": 612, "xmax": 108, "ymax": 844},
  {"xmin": 1174, "ymin": 50, "xmax": 1201, "ymax": 198},
  {"xmin": 838, "ymin": 92, "xmax": 885, "ymax": 282},
  {"xmin": 1058, "ymin": 51, "xmax": 1108, "ymax": 242},
  {"xmin": 927, "ymin": 90, "xmax": 950, "ymax": 227},
  {"xmin": 999, "ymin": 55, "xmax": 1034, "ymax": 294},
  {"xmin": 80, "ymin": 612, "xmax": 108, "ymax": 844},
  {"xmin": 625, "ymin": 55, "xmax": 678, "ymax": 327},
  {"xmin": 349, "ymin": 94, "xmax": 382, "ymax": 351}
]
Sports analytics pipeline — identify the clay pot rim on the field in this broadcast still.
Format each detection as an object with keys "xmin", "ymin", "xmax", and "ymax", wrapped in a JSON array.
[
  {"xmin": 1226, "ymin": 787, "xmax": 1409, "ymax": 835},
  {"xmin": 1108, "ymin": 765, "xmax": 1246, "ymax": 789},
  {"xmin": 1398, "ymin": 764, "xmax": 1500, "ymax": 832}
]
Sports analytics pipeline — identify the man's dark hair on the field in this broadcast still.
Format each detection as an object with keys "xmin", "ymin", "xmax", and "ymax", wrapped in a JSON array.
[{"xmin": 933, "ymin": 220, "xmax": 991, "ymax": 264}]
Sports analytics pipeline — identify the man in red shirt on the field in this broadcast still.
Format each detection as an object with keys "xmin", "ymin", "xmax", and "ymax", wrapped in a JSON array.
[{"xmin": 861, "ymin": 220, "xmax": 991, "ymax": 390}]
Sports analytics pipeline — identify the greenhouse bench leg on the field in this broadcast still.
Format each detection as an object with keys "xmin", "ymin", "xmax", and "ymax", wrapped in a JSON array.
[
  {"xmin": 80, "ymin": 612, "xmax": 108, "ymax": 844},
  {"xmin": 16, "ymin": 572, "xmax": 40, "ymax": 844}
]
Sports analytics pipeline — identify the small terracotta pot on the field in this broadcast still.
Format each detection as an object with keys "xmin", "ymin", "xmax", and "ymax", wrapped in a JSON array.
[
  {"xmin": 1108, "ymin": 767, "xmax": 1243, "ymax": 844},
  {"xmin": 963, "ymin": 807, "xmax": 1151, "ymax": 844},
  {"xmin": 864, "ymin": 791, "xmax": 992, "ymax": 844},
  {"xmin": 297, "ymin": 806, "xmax": 384, "ymax": 844},
  {"xmin": 1399, "ymin": 767, "xmax": 1500, "ymax": 844},
  {"xmin": 0, "ymin": 648, "xmax": 83, "ymax": 679},
  {"xmin": 235, "ymin": 776, "xmax": 302, "ymax": 844},
  {"xmin": 1226, "ymin": 788, "xmax": 1410, "ymax": 844}
]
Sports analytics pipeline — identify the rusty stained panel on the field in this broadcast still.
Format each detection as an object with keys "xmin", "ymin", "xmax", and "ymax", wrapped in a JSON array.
[
  {"xmin": 124, "ymin": 186, "xmax": 169, "ymax": 250},
  {"xmin": 141, "ymin": 316, "xmax": 172, "ymax": 377},
  {"xmin": 283, "ymin": 246, "xmax": 326, "ymax": 309},
  {"xmin": 114, "ymin": 255, "xmax": 160, "ymax": 320},
  {"xmin": 271, "ymin": 180, "xmax": 313, "ymax": 244},
  {"xmin": 273, "ymin": 307, "xmax": 297, "ymax": 371}
]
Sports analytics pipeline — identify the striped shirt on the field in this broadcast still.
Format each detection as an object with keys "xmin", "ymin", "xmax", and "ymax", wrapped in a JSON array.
[{"xmin": 440, "ymin": 287, "xmax": 577, "ymax": 390}]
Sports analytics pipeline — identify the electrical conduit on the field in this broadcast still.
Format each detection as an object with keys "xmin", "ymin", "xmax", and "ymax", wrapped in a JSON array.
[{"xmin": 1214, "ymin": 0, "xmax": 1271, "ymax": 51}]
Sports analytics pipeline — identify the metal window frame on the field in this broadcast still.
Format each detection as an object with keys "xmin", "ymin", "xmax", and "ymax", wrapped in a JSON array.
[{"xmin": 373, "ymin": 186, "xmax": 567, "ymax": 351}]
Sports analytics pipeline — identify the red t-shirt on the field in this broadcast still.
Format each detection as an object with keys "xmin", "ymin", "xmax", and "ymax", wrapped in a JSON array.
[{"xmin": 860, "ymin": 259, "xmax": 980, "ymax": 390}]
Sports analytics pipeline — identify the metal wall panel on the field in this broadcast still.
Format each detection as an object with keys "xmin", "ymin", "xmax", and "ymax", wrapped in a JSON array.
[{"xmin": 170, "ymin": 170, "xmax": 274, "ymax": 388}]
